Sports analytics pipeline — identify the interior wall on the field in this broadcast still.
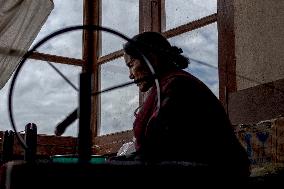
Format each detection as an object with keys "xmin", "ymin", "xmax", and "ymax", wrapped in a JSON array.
[{"xmin": 234, "ymin": 0, "xmax": 284, "ymax": 90}]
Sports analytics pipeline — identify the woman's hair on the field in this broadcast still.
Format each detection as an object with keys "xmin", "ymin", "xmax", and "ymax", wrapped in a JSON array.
[{"xmin": 123, "ymin": 32, "xmax": 190, "ymax": 70}]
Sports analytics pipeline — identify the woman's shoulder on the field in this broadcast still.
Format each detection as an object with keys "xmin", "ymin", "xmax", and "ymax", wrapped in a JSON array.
[{"xmin": 161, "ymin": 70, "xmax": 209, "ymax": 90}]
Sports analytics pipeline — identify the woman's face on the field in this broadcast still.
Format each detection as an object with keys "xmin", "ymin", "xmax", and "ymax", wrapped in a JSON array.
[{"xmin": 124, "ymin": 53, "xmax": 153, "ymax": 92}]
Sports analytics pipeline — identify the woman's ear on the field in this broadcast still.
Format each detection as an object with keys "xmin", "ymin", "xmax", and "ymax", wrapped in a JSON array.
[
  {"xmin": 147, "ymin": 53, "xmax": 159, "ymax": 68},
  {"xmin": 124, "ymin": 53, "xmax": 131, "ymax": 64}
]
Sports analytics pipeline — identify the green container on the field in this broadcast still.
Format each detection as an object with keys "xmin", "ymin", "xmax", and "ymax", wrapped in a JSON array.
[{"xmin": 51, "ymin": 154, "xmax": 107, "ymax": 164}]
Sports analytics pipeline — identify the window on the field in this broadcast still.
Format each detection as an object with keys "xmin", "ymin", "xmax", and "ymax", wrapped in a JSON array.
[
  {"xmin": 11, "ymin": 60, "xmax": 79, "ymax": 136},
  {"xmin": 100, "ymin": 58, "xmax": 138, "ymax": 135},
  {"xmin": 33, "ymin": 0, "xmax": 83, "ymax": 58},
  {"xmin": 99, "ymin": 0, "xmax": 139, "ymax": 136},
  {"xmin": 0, "ymin": 0, "xmax": 221, "ymax": 156},
  {"xmin": 101, "ymin": 0, "xmax": 139, "ymax": 56}
]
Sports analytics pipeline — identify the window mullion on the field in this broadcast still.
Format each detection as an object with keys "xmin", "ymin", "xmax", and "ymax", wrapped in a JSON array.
[{"xmin": 82, "ymin": 0, "xmax": 102, "ymax": 140}]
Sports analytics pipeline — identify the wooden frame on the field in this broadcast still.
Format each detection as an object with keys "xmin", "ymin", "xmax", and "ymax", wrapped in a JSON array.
[
  {"xmin": 30, "ymin": 52, "xmax": 83, "ymax": 66},
  {"xmin": 82, "ymin": 0, "xmax": 101, "ymax": 138}
]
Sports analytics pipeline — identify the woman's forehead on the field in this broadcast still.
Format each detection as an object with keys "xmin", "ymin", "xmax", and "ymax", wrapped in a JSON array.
[{"xmin": 124, "ymin": 53, "xmax": 132, "ymax": 62}]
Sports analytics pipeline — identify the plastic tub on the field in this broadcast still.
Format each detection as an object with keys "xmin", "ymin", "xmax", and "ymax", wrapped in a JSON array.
[{"xmin": 50, "ymin": 154, "xmax": 107, "ymax": 164}]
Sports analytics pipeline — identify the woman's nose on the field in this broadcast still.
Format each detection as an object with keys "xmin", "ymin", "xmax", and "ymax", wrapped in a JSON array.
[{"xmin": 129, "ymin": 72, "xmax": 134, "ymax": 79}]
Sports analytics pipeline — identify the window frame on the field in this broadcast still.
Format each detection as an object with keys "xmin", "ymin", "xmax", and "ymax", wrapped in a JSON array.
[{"xmin": 21, "ymin": 0, "xmax": 234, "ymax": 155}]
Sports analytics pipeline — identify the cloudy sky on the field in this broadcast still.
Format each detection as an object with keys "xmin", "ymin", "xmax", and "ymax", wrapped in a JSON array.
[{"xmin": 0, "ymin": 0, "xmax": 217, "ymax": 137}]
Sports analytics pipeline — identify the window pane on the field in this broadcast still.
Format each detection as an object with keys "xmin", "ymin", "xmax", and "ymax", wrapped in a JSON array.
[
  {"xmin": 164, "ymin": 0, "xmax": 217, "ymax": 31},
  {"xmin": 168, "ymin": 23, "xmax": 219, "ymax": 97},
  {"xmin": 0, "ymin": 60, "xmax": 80, "ymax": 136},
  {"xmin": 100, "ymin": 58, "xmax": 139, "ymax": 135},
  {"xmin": 32, "ymin": 0, "xmax": 83, "ymax": 59},
  {"xmin": 101, "ymin": 0, "xmax": 139, "ymax": 56}
]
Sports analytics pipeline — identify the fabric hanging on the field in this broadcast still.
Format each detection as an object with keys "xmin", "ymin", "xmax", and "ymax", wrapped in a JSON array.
[{"xmin": 0, "ymin": 0, "xmax": 54, "ymax": 89}]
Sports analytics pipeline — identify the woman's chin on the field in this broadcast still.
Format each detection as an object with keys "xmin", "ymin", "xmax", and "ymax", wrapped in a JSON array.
[
  {"xmin": 138, "ymin": 83, "xmax": 151, "ymax": 92},
  {"xmin": 138, "ymin": 86, "xmax": 146, "ymax": 92}
]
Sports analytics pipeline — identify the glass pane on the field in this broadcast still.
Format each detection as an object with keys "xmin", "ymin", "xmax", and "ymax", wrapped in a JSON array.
[
  {"xmin": 0, "ymin": 59, "xmax": 80, "ymax": 137},
  {"xmin": 100, "ymin": 58, "xmax": 139, "ymax": 135},
  {"xmin": 168, "ymin": 23, "xmax": 219, "ymax": 97},
  {"xmin": 101, "ymin": 0, "xmax": 139, "ymax": 56},
  {"xmin": 32, "ymin": 0, "xmax": 83, "ymax": 59},
  {"xmin": 164, "ymin": 0, "xmax": 217, "ymax": 31}
]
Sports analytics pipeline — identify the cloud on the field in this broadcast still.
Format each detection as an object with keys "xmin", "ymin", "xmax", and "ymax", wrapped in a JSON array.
[
  {"xmin": 100, "ymin": 58, "xmax": 138, "ymax": 135},
  {"xmin": 101, "ymin": 0, "xmax": 139, "ymax": 55},
  {"xmin": 32, "ymin": 0, "xmax": 83, "ymax": 58},
  {"xmin": 0, "ymin": 59, "xmax": 79, "ymax": 135}
]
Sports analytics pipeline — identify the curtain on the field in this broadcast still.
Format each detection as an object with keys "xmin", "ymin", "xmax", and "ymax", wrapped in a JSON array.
[{"xmin": 0, "ymin": 0, "xmax": 54, "ymax": 89}]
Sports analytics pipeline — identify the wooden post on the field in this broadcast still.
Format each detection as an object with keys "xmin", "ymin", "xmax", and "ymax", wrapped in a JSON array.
[
  {"xmin": 217, "ymin": 0, "xmax": 236, "ymax": 110},
  {"xmin": 82, "ymin": 0, "xmax": 101, "ymax": 137}
]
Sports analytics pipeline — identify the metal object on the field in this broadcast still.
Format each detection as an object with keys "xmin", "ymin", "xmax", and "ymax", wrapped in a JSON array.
[{"xmin": 2, "ymin": 130, "xmax": 14, "ymax": 162}]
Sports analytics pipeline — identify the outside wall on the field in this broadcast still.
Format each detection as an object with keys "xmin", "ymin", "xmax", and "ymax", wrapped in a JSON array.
[
  {"xmin": 234, "ymin": 0, "xmax": 284, "ymax": 90},
  {"xmin": 228, "ymin": 0, "xmax": 284, "ymax": 125}
]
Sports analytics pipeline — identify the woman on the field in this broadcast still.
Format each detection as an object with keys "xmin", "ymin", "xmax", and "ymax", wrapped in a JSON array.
[{"xmin": 122, "ymin": 32, "xmax": 250, "ymax": 177}]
